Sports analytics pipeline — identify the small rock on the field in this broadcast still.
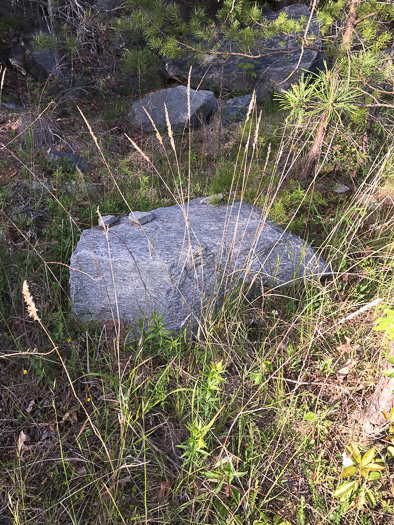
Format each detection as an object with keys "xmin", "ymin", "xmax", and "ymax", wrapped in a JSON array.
[
  {"xmin": 1, "ymin": 101, "xmax": 23, "ymax": 111},
  {"xmin": 221, "ymin": 95, "xmax": 252, "ymax": 123},
  {"xmin": 48, "ymin": 151, "xmax": 89, "ymax": 174},
  {"xmin": 99, "ymin": 215, "xmax": 118, "ymax": 227},
  {"xmin": 49, "ymin": 76, "xmax": 89, "ymax": 101},
  {"xmin": 0, "ymin": 227, "xmax": 6, "ymax": 243},
  {"xmin": 25, "ymin": 49, "xmax": 65, "ymax": 82},
  {"xmin": 334, "ymin": 183, "xmax": 350, "ymax": 194},
  {"xmin": 129, "ymin": 211, "xmax": 155, "ymax": 225},
  {"xmin": 200, "ymin": 194, "xmax": 224, "ymax": 205},
  {"xmin": 92, "ymin": 0, "xmax": 122, "ymax": 11}
]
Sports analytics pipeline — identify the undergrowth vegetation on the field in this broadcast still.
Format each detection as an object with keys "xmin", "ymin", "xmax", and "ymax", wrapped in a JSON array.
[{"xmin": 1, "ymin": 63, "xmax": 394, "ymax": 525}]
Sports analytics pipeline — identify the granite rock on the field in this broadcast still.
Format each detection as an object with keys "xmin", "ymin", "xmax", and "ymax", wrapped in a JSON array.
[
  {"xmin": 70, "ymin": 198, "xmax": 331, "ymax": 334},
  {"xmin": 128, "ymin": 86, "xmax": 218, "ymax": 133}
]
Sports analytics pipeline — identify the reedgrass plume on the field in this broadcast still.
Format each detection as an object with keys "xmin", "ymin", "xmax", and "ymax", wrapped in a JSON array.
[{"xmin": 22, "ymin": 280, "xmax": 40, "ymax": 321}]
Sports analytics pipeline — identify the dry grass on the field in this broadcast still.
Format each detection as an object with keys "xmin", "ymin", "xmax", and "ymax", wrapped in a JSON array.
[
  {"xmin": 0, "ymin": 71, "xmax": 393, "ymax": 525},
  {"xmin": 17, "ymin": 109, "xmax": 60, "ymax": 149}
]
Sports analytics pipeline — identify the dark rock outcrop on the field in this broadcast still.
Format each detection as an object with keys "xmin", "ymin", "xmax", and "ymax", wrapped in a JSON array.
[{"xmin": 164, "ymin": 5, "xmax": 323, "ymax": 100}]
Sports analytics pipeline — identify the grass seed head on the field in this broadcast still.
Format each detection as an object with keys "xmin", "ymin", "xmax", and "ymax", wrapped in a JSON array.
[{"xmin": 22, "ymin": 280, "xmax": 40, "ymax": 321}]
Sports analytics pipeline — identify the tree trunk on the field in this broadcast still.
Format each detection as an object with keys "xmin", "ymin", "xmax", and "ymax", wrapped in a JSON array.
[
  {"xmin": 300, "ymin": 111, "xmax": 329, "ymax": 180},
  {"xmin": 361, "ymin": 342, "xmax": 394, "ymax": 437},
  {"xmin": 300, "ymin": 0, "xmax": 364, "ymax": 180}
]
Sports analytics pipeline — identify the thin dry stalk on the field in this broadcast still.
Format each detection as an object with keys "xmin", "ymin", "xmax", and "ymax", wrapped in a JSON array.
[
  {"xmin": 18, "ymin": 108, "xmax": 59, "ymax": 149},
  {"xmin": 21, "ymin": 280, "xmax": 115, "ymax": 473}
]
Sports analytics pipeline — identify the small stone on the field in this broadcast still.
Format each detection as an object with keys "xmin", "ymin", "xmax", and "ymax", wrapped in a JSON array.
[
  {"xmin": 221, "ymin": 95, "xmax": 252, "ymax": 123},
  {"xmin": 1, "ymin": 101, "xmax": 23, "ymax": 112},
  {"xmin": 0, "ymin": 228, "xmax": 6, "ymax": 243},
  {"xmin": 129, "ymin": 211, "xmax": 155, "ymax": 225},
  {"xmin": 334, "ymin": 183, "xmax": 350, "ymax": 194},
  {"xmin": 200, "ymin": 194, "xmax": 224, "ymax": 205},
  {"xmin": 99, "ymin": 215, "xmax": 118, "ymax": 227},
  {"xmin": 48, "ymin": 151, "xmax": 89, "ymax": 174}
]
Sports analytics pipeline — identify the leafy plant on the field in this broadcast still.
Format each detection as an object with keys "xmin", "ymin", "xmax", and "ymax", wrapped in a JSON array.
[
  {"xmin": 200, "ymin": 360, "xmax": 225, "ymax": 418},
  {"xmin": 178, "ymin": 418, "xmax": 211, "ymax": 467},
  {"xmin": 373, "ymin": 309, "xmax": 394, "ymax": 341},
  {"xmin": 254, "ymin": 513, "xmax": 291, "ymax": 525},
  {"xmin": 178, "ymin": 360, "xmax": 225, "ymax": 469},
  {"xmin": 334, "ymin": 442, "xmax": 384, "ymax": 508},
  {"xmin": 142, "ymin": 312, "xmax": 173, "ymax": 354},
  {"xmin": 34, "ymin": 32, "xmax": 58, "ymax": 51},
  {"xmin": 381, "ymin": 407, "xmax": 394, "ymax": 444}
]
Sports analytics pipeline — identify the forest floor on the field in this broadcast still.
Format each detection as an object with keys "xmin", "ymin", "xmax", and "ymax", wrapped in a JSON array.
[{"xmin": 0, "ymin": 66, "xmax": 394, "ymax": 525}]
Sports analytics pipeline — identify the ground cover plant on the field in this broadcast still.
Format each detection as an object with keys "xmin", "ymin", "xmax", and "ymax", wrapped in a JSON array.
[{"xmin": 0, "ymin": 1, "xmax": 394, "ymax": 524}]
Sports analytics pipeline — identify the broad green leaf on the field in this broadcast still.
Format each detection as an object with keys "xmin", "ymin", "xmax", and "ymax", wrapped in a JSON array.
[
  {"xmin": 202, "ymin": 471, "xmax": 221, "ymax": 480},
  {"xmin": 253, "ymin": 512, "xmax": 269, "ymax": 524},
  {"xmin": 382, "ymin": 410, "xmax": 390, "ymax": 421},
  {"xmin": 374, "ymin": 318, "xmax": 394, "ymax": 331},
  {"xmin": 368, "ymin": 471, "xmax": 382, "ymax": 481},
  {"xmin": 374, "ymin": 311, "xmax": 394, "ymax": 332},
  {"xmin": 383, "ymin": 370, "xmax": 394, "ymax": 378},
  {"xmin": 333, "ymin": 480, "xmax": 358, "ymax": 498},
  {"xmin": 345, "ymin": 442, "xmax": 361, "ymax": 464},
  {"xmin": 387, "ymin": 446, "xmax": 394, "ymax": 460},
  {"xmin": 232, "ymin": 488, "xmax": 241, "ymax": 505},
  {"xmin": 361, "ymin": 447, "xmax": 375, "ymax": 466},
  {"xmin": 365, "ymin": 489, "xmax": 376, "ymax": 507},
  {"xmin": 365, "ymin": 462, "xmax": 384, "ymax": 472},
  {"xmin": 388, "ymin": 356, "xmax": 394, "ymax": 365},
  {"xmin": 339, "ymin": 465, "xmax": 358, "ymax": 478},
  {"xmin": 304, "ymin": 412, "xmax": 315, "ymax": 421}
]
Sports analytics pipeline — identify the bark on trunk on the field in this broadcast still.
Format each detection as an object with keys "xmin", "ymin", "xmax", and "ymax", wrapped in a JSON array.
[
  {"xmin": 300, "ymin": 112, "xmax": 329, "ymax": 180},
  {"xmin": 361, "ymin": 342, "xmax": 394, "ymax": 437}
]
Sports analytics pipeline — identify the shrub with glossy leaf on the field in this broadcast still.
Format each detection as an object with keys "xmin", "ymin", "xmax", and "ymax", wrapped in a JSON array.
[{"xmin": 334, "ymin": 442, "xmax": 385, "ymax": 508}]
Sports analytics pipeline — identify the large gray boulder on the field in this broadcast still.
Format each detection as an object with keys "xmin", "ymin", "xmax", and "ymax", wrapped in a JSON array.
[
  {"xmin": 164, "ymin": 5, "xmax": 323, "ymax": 100},
  {"xmin": 70, "ymin": 198, "xmax": 330, "ymax": 334},
  {"xmin": 128, "ymin": 86, "xmax": 218, "ymax": 133}
]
